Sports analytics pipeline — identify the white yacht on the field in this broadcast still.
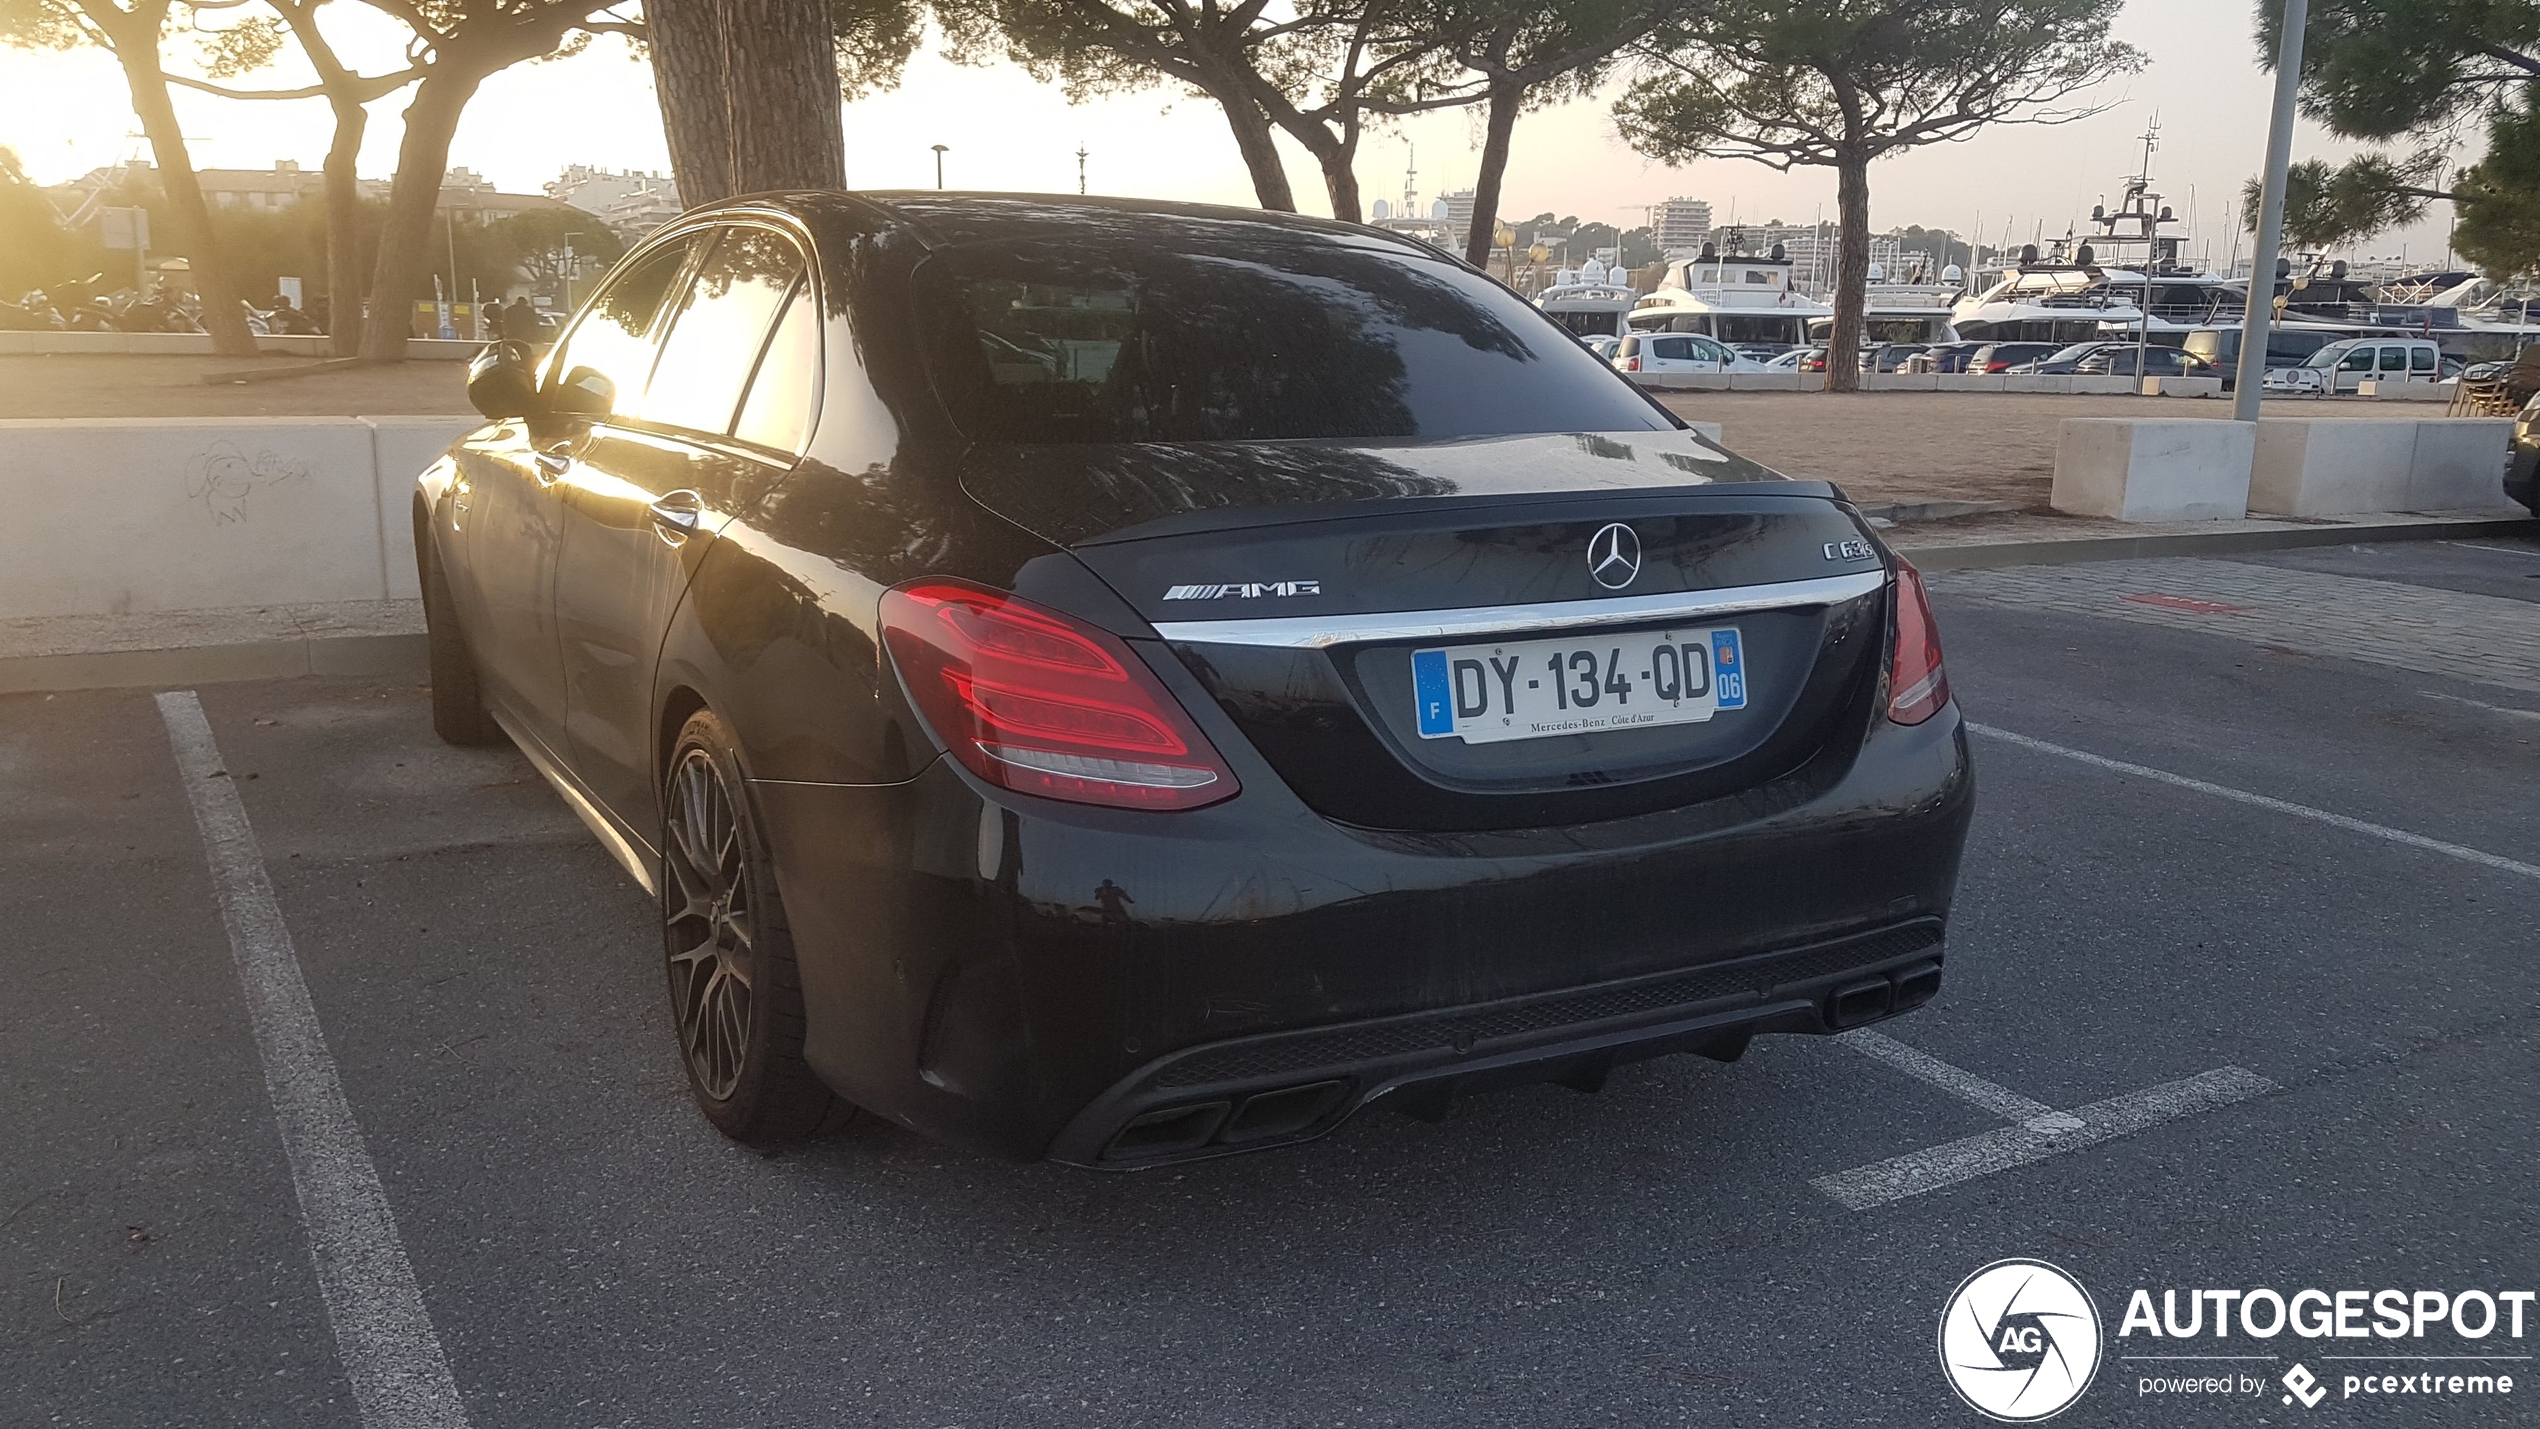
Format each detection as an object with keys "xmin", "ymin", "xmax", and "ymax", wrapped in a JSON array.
[
  {"xmin": 1810, "ymin": 262, "xmax": 1964, "ymax": 347},
  {"xmin": 1625, "ymin": 239, "xmax": 1831, "ymax": 350},
  {"xmin": 1954, "ymin": 143, "xmax": 2238, "ymax": 344},
  {"xmin": 1533, "ymin": 256, "xmax": 1640, "ymax": 341}
]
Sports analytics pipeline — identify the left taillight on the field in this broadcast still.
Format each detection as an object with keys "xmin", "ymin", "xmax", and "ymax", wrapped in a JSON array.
[
  {"xmin": 1885, "ymin": 558, "xmax": 1950, "ymax": 725},
  {"xmin": 881, "ymin": 579, "xmax": 1238, "ymax": 811}
]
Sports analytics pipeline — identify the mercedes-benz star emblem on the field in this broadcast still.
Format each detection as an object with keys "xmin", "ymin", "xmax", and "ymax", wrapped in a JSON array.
[{"xmin": 1586, "ymin": 522, "xmax": 1642, "ymax": 589}]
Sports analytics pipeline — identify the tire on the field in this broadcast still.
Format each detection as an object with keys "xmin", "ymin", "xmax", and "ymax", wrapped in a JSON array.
[
  {"xmin": 419, "ymin": 528, "xmax": 503, "ymax": 747},
  {"xmin": 661, "ymin": 708, "xmax": 845, "ymax": 1143}
]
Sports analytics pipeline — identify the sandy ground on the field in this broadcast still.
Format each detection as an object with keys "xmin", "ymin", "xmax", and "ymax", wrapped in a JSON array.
[{"xmin": 0, "ymin": 356, "xmax": 2462, "ymax": 519}]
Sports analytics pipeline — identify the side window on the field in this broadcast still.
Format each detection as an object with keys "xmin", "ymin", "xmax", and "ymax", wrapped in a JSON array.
[
  {"xmin": 2411, "ymin": 346, "xmax": 2437, "ymax": 372},
  {"xmin": 2380, "ymin": 345, "xmax": 2409, "ymax": 372},
  {"xmin": 544, "ymin": 240, "xmax": 695, "ymax": 414},
  {"xmin": 2341, "ymin": 346, "xmax": 2374, "ymax": 372},
  {"xmin": 641, "ymin": 226, "xmax": 805, "ymax": 434},
  {"xmin": 1652, "ymin": 337, "xmax": 1690, "ymax": 360},
  {"xmin": 732, "ymin": 276, "xmax": 820, "ymax": 454}
]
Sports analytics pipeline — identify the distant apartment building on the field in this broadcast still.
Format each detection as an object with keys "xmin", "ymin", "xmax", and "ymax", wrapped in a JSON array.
[
  {"xmin": 1652, "ymin": 197, "xmax": 1714, "ymax": 252},
  {"xmin": 547, "ymin": 165, "xmax": 684, "ymax": 239},
  {"xmin": 57, "ymin": 160, "xmax": 574, "ymax": 227},
  {"xmin": 1440, "ymin": 188, "xmax": 1478, "ymax": 240}
]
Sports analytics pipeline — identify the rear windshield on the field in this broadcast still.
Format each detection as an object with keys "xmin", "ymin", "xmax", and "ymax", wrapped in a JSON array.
[{"xmin": 912, "ymin": 238, "xmax": 1672, "ymax": 444}]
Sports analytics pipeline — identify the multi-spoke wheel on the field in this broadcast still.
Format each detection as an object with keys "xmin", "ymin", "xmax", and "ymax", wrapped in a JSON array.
[{"xmin": 660, "ymin": 708, "xmax": 842, "ymax": 1141}]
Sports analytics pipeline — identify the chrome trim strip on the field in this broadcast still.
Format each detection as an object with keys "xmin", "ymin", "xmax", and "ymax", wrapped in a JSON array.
[
  {"xmin": 486, "ymin": 704, "xmax": 659, "ymax": 896},
  {"xmin": 1151, "ymin": 570, "xmax": 1887, "ymax": 649}
]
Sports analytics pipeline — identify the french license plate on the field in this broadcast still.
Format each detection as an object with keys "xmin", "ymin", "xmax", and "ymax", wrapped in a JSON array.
[{"xmin": 1411, "ymin": 627, "xmax": 1748, "ymax": 744}]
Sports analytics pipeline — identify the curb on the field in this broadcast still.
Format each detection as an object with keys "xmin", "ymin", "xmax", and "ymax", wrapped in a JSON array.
[
  {"xmin": 0, "ymin": 632, "xmax": 424, "ymax": 696},
  {"xmin": 1899, "ymin": 514, "xmax": 2535, "ymax": 571}
]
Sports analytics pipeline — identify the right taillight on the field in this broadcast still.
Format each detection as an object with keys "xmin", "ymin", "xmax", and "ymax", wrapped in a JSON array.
[
  {"xmin": 881, "ymin": 579, "xmax": 1237, "ymax": 811},
  {"xmin": 1624, "ymin": 355, "xmax": 1641, "ymax": 371},
  {"xmin": 1886, "ymin": 558, "xmax": 1950, "ymax": 725}
]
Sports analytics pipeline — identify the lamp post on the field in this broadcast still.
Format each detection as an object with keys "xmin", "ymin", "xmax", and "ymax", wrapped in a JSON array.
[
  {"xmin": 562, "ymin": 230, "xmax": 583, "ymax": 311},
  {"xmin": 931, "ymin": 144, "xmax": 949, "ymax": 190},
  {"xmin": 1076, "ymin": 144, "xmax": 1088, "ymax": 196},
  {"xmin": 2233, "ymin": 0, "xmax": 2309, "ymax": 423}
]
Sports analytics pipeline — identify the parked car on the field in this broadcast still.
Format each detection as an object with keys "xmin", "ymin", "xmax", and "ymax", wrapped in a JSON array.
[
  {"xmin": 1763, "ymin": 348, "xmax": 1810, "ymax": 371},
  {"xmin": 1615, "ymin": 331, "xmax": 1778, "ymax": 375},
  {"xmin": 2006, "ymin": 341, "xmax": 2114, "ymax": 375},
  {"xmin": 1732, "ymin": 342, "xmax": 1794, "ymax": 363},
  {"xmin": 1906, "ymin": 341, "xmax": 1985, "ymax": 374},
  {"xmin": 1965, "ymin": 342, "xmax": 2061, "ymax": 374},
  {"xmin": 2181, "ymin": 326, "xmax": 2335, "ymax": 390},
  {"xmin": 2510, "ymin": 390, "xmax": 2539, "ymax": 516},
  {"xmin": 1867, "ymin": 344, "xmax": 1930, "ymax": 373},
  {"xmin": 1581, "ymin": 333, "xmax": 1620, "ymax": 361},
  {"xmin": 2073, "ymin": 346, "xmax": 2216, "ymax": 379},
  {"xmin": 420, "ymin": 193, "xmax": 1973, "ymax": 1166},
  {"xmin": 1795, "ymin": 347, "xmax": 1831, "ymax": 372},
  {"xmin": 2261, "ymin": 337, "xmax": 2445, "ymax": 395}
]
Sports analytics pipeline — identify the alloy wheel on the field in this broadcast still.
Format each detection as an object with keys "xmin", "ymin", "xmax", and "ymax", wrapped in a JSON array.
[{"xmin": 663, "ymin": 747, "xmax": 755, "ymax": 1101}]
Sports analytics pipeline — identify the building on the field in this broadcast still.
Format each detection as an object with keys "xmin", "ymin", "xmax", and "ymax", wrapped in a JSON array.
[
  {"xmin": 1440, "ymin": 188, "xmax": 1477, "ymax": 240},
  {"xmin": 57, "ymin": 160, "xmax": 574, "ymax": 227},
  {"xmin": 1652, "ymin": 197, "xmax": 1714, "ymax": 253},
  {"xmin": 547, "ymin": 165, "xmax": 684, "ymax": 240}
]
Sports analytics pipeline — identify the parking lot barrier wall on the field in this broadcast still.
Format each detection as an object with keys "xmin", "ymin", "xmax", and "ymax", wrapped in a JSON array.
[
  {"xmin": 2246, "ymin": 417, "xmax": 2515, "ymax": 517},
  {"xmin": 1630, "ymin": 371, "xmax": 1735, "ymax": 390},
  {"xmin": 2144, "ymin": 376, "xmax": 2224, "ymax": 398},
  {"xmin": 0, "ymin": 415, "xmax": 477, "ymax": 618},
  {"xmin": 2052, "ymin": 417, "xmax": 2255, "ymax": 521}
]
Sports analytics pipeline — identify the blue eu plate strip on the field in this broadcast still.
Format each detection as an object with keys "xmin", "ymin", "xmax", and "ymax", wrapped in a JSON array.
[
  {"xmin": 1411, "ymin": 649, "xmax": 1454, "ymax": 737},
  {"xmin": 1711, "ymin": 628, "xmax": 1747, "ymax": 710}
]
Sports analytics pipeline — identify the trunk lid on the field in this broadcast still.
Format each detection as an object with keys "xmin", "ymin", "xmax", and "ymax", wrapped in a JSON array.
[{"xmin": 963, "ymin": 431, "xmax": 1892, "ymax": 833}]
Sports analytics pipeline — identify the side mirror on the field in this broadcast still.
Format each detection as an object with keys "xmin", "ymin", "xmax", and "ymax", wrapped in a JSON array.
[
  {"xmin": 467, "ymin": 340, "xmax": 542, "ymax": 420},
  {"xmin": 547, "ymin": 364, "xmax": 616, "ymax": 420}
]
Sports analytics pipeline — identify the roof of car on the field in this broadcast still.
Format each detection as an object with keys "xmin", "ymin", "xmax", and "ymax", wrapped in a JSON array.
[{"xmin": 698, "ymin": 189, "xmax": 1447, "ymax": 260}]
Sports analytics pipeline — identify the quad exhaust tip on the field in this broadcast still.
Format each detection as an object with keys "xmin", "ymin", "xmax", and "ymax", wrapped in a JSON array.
[{"xmin": 1830, "ymin": 959, "xmax": 1942, "ymax": 1029}]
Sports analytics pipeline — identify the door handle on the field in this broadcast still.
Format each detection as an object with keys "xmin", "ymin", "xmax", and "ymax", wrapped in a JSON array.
[
  {"xmin": 648, "ymin": 490, "xmax": 705, "ymax": 542},
  {"xmin": 533, "ymin": 442, "xmax": 573, "ymax": 485}
]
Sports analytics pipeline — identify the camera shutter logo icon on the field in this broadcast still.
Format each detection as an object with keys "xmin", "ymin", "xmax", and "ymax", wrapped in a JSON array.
[{"xmin": 1938, "ymin": 1259, "xmax": 2104, "ymax": 1421}]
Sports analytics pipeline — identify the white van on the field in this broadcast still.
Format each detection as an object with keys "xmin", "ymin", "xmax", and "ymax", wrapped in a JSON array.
[
  {"xmin": 2261, "ymin": 337, "xmax": 2444, "ymax": 395},
  {"xmin": 1614, "ymin": 332, "xmax": 1777, "ymax": 376}
]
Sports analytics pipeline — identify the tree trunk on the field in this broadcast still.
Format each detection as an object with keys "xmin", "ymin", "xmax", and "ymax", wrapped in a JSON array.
[
  {"xmin": 1319, "ymin": 135, "xmax": 1363, "ymax": 224},
  {"xmin": 646, "ymin": 0, "xmax": 843, "ymax": 205},
  {"xmin": 1464, "ymin": 80, "xmax": 1523, "ymax": 267},
  {"xmin": 1826, "ymin": 149, "xmax": 1871, "ymax": 394},
  {"xmin": 358, "ymin": 68, "xmax": 484, "ymax": 361},
  {"xmin": 95, "ymin": 3, "xmax": 255, "ymax": 356},
  {"xmin": 1216, "ymin": 91, "xmax": 1297, "ymax": 212},
  {"xmin": 318, "ymin": 95, "xmax": 368, "ymax": 357}
]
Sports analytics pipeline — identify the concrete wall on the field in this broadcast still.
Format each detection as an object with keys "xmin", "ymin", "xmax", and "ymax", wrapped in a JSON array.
[
  {"xmin": 0, "ymin": 416, "xmax": 478, "ymax": 618},
  {"xmin": 2247, "ymin": 418, "xmax": 2514, "ymax": 517},
  {"xmin": 2052, "ymin": 418, "xmax": 2255, "ymax": 522}
]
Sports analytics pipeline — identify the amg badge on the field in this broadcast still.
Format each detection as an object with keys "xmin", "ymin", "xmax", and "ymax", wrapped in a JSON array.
[{"xmin": 1162, "ymin": 581, "xmax": 1323, "ymax": 600}]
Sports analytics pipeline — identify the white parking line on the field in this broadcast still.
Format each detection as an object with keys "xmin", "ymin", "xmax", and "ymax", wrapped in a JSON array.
[
  {"xmin": 1814, "ymin": 1066, "xmax": 2276, "ymax": 1211},
  {"xmin": 1969, "ymin": 722, "xmax": 2540, "ymax": 883},
  {"xmin": 1837, "ymin": 1029, "xmax": 2065, "ymax": 1126},
  {"xmin": 157, "ymin": 691, "xmax": 471, "ymax": 1429}
]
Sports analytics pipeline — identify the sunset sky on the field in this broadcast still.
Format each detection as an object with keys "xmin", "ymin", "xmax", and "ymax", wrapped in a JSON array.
[{"xmin": 0, "ymin": 0, "xmax": 2465, "ymax": 266}]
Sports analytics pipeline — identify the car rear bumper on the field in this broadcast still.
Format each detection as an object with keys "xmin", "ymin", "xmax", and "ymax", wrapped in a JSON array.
[
  {"xmin": 1047, "ymin": 918, "xmax": 1946, "ymax": 1167},
  {"xmin": 750, "ymin": 701, "xmax": 1973, "ymax": 1165}
]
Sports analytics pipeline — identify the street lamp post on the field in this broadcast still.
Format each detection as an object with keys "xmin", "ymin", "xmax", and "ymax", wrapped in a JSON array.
[
  {"xmin": 2233, "ymin": 0, "xmax": 2309, "ymax": 423},
  {"xmin": 932, "ymin": 144, "xmax": 949, "ymax": 190}
]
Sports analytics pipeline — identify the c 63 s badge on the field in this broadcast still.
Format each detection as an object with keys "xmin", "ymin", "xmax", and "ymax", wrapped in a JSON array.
[{"xmin": 1162, "ymin": 581, "xmax": 1322, "ymax": 600}]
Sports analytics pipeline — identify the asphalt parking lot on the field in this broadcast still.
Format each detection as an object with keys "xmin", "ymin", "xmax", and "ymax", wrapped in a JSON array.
[{"xmin": 6, "ymin": 535, "xmax": 2538, "ymax": 1427}]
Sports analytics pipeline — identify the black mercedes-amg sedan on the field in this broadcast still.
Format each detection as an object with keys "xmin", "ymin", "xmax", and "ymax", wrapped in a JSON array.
[{"xmin": 416, "ymin": 192, "xmax": 1973, "ymax": 1167}]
